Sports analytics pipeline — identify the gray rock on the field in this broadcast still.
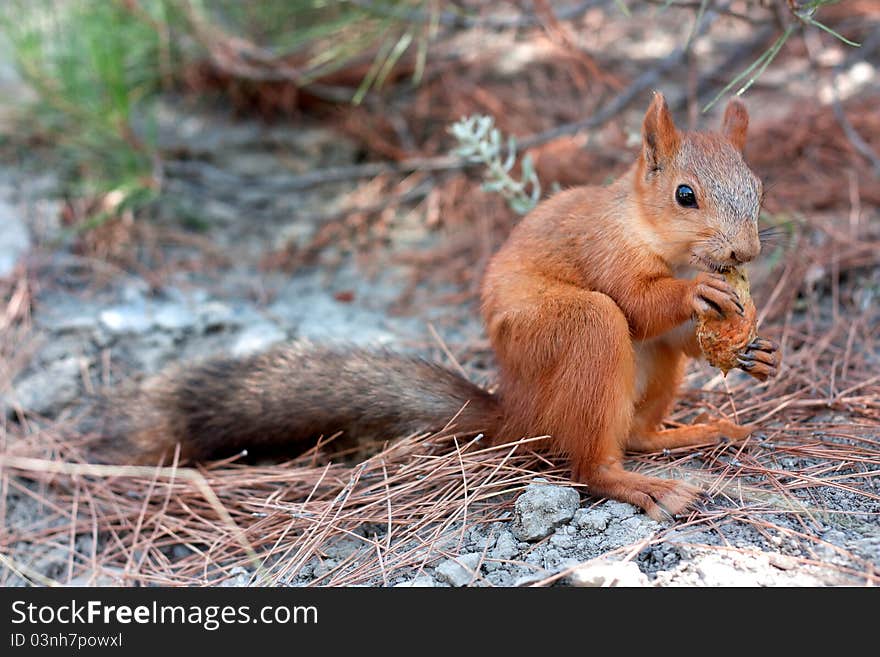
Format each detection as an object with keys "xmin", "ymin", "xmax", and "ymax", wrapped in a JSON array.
[
  {"xmin": 231, "ymin": 322, "xmax": 286, "ymax": 357},
  {"xmin": 549, "ymin": 531, "xmax": 575, "ymax": 549},
  {"xmin": 295, "ymin": 302, "xmax": 399, "ymax": 345},
  {"xmin": 99, "ymin": 295, "xmax": 198, "ymax": 336},
  {"xmin": 491, "ymin": 530, "xmax": 519, "ymax": 561},
  {"xmin": 99, "ymin": 304, "xmax": 153, "ymax": 335},
  {"xmin": 511, "ymin": 481, "xmax": 580, "ymax": 541},
  {"xmin": 154, "ymin": 303, "xmax": 196, "ymax": 332},
  {"xmin": 323, "ymin": 537, "xmax": 362, "ymax": 561},
  {"xmin": 568, "ymin": 560, "xmax": 649, "ymax": 587},
  {"xmin": 393, "ymin": 574, "xmax": 436, "ymax": 588},
  {"xmin": 0, "ymin": 198, "xmax": 30, "ymax": 277},
  {"xmin": 171, "ymin": 545, "xmax": 192, "ymax": 560},
  {"xmin": 127, "ymin": 332, "xmax": 177, "ymax": 373},
  {"xmin": 435, "ymin": 553, "xmax": 482, "ymax": 587},
  {"xmin": 573, "ymin": 507, "xmax": 611, "ymax": 534},
  {"xmin": 487, "ymin": 569, "xmax": 512, "ymax": 586},
  {"xmin": 197, "ymin": 302, "xmax": 237, "ymax": 330},
  {"xmin": 513, "ymin": 572, "xmax": 547, "ymax": 587},
  {"xmin": 5, "ymin": 357, "xmax": 82, "ymax": 415},
  {"xmin": 485, "ymin": 530, "xmax": 518, "ymax": 572},
  {"xmin": 34, "ymin": 335, "xmax": 90, "ymax": 365},
  {"xmin": 54, "ymin": 314, "xmax": 99, "ymax": 333},
  {"xmin": 602, "ymin": 500, "xmax": 640, "ymax": 519},
  {"xmin": 67, "ymin": 567, "xmax": 126, "ymax": 587},
  {"xmin": 218, "ymin": 567, "xmax": 253, "ymax": 587},
  {"xmin": 600, "ymin": 511, "xmax": 660, "ymax": 547},
  {"xmin": 695, "ymin": 556, "xmax": 766, "ymax": 586}
]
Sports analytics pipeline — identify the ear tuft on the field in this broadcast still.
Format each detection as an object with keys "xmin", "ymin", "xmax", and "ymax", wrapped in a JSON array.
[
  {"xmin": 642, "ymin": 91, "xmax": 679, "ymax": 171},
  {"xmin": 722, "ymin": 99, "xmax": 749, "ymax": 152}
]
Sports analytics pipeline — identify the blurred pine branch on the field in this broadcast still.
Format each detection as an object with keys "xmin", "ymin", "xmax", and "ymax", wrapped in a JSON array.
[{"xmin": 0, "ymin": 0, "xmax": 865, "ymax": 226}]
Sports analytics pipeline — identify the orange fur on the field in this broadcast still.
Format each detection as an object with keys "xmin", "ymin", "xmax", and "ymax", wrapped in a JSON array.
[{"xmin": 480, "ymin": 92, "xmax": 778, "ymax": 520}]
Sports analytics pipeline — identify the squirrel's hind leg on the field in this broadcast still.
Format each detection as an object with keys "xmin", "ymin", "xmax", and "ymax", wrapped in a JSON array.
[
  {"xmin": 627, "ymin": 421, "xmax": 754, "ymax": 452},
  {"xmin": 626, "ymin": 346, "xmax": 753, "ymax": 452}
]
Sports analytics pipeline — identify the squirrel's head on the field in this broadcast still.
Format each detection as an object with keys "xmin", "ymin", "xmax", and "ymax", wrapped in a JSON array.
[{"xmin": 634, "ymin": 91, "xmax": 762, "ymax": 272}]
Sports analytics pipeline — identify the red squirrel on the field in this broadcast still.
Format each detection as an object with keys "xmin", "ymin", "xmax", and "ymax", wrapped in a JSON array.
[{"xmin": 95, "ymin": 92, "xmax": 780, "ymax": 520}]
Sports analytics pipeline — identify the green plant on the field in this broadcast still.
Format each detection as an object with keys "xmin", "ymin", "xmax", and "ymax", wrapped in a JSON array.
[
  {"xmin": 0, "ymin": 0, "xmax": 168, "ymax": 218},
  {"xmin": 175, "ymin": 0, "xmax": 439, "ymax": 103},
  {"xmin": 0, "ymin": 0, "xmax": 440, "ymax": 226},
  {"xmin": 449, "ymin": 115, "xmax": 541, "ymax": 215},
  {"xmin": 702, "ymin": 0, "xmax": 860, "ymax": 111}
]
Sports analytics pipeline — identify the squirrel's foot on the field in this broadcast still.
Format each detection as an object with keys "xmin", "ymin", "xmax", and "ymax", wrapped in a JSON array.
[
  {"xmin": 624, "ymin": 477, "xmax": 703, "ymax": 522},
  {"xmin": 578, "ymin": 465, "xmax": 703, "ymax": 522},
  {"xmin": 736, "ymin": 336, "xmax": 781, "ymax": 382},
  {"xmin": 715, "ymin": 419, "xmax": 755, "ymax": 442}
]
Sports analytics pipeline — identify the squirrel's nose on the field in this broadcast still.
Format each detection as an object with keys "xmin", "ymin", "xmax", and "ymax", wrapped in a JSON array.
[{"xmin": 730, "ymin": 246, "xmax": 758, "ymax": 264}]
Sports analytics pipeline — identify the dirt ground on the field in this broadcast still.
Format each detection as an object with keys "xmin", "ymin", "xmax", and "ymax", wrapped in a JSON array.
[{"xmin": 1, "ymin": 3, "xmax": 879, "ymax": 586}]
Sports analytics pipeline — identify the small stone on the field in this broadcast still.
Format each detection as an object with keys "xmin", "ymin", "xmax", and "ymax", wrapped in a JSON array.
[
  {"xmin": 394, "ymin": 575, "xmax": 436, "ymax": 588},
  {"xmin": 487, "ymin": 569, "xmax": 511, "ymax": 586},
  {"xmin": 0, "ymin": 198, "xmax": 30, "ymax": 277},
  {"xmin": 511, "ymin": 482, "xmax": 580, "ymax": 541},
  {"xmin": 311, "ymin": 559, "xmax": 338, "ymax": 579},
  {"xmin": 217, "ymin": 567, "xmax": 253, "ymax": 587},
  {"xmin": 435, "ymin": 553, "xmax": 482, "ymax": 587},
  {"xmin": 513, "ymin": 572, "xmax": 547, "ymax": 587},
  {"xmin": 5, "ymin": 357, "xmax": 82, "ymax": 416},
  {"xmin": 323, "ymin": 537, "xmax": 362, "ymax": 561},
  {"xmin": 154, "ymin": 303, "xmax": 196, "ymax": 331},
  {"xmin": 171, "ymin": 545, "xmax": 191, "ymax": 560},
  {"xmin": 573, "ymin": 507, "xmax": 611, "ymax": 534},
  {"xmin": 198, "ymin": 302, "xmax": 237, "ymax": 330},
  {"xmin": 694, "ymin": 556, "xmax": 758, "ymax": 586},
  {"xmin": 768, "ymin": 553, "xmax": 797, "ymax": 571},
  {"xmin": 486, "ymin": 531, "xmax": 518, "ymax": 571},
  {"xmin": 602, "ymin": 500, "xmax": 639, "ymax": 519},
  {"xmin": 621, "ymin": 516, "xmax": 652, "ymax": 530},
  {"xmin": 568, "ymin": 560, "xmax": 649, "ymax": 587},
  {"xmin": 39, "ymin": 311, "xmax": 97, "ymax": 333},
  {"xmin": 231, "ymin": 322, "xmax": 286, "ymax": 357},
  {"xmin": 549, "ymin": 532, "xmax": 574, "ymax": 549},
  {"xmin": 490, "ymin": 531, "xmax": 519, "ymax": 561},
  {"xmin": 66, "ymin": 567, "xmax": 126, "ymax": 587},
  {"xmin": 99, "ymin": 305, "xmax": 153, "ymax": 334}
]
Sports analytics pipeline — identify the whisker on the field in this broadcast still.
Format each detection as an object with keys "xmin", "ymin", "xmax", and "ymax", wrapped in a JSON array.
[{"xmin": 758, "ymin": 225, "xmax": 791, "ymax": 235}]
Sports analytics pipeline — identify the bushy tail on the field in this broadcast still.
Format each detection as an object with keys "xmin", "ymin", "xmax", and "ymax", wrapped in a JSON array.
[{"xmin": 85, "ymin": 343, "xmax": 501, "ymax": 464}]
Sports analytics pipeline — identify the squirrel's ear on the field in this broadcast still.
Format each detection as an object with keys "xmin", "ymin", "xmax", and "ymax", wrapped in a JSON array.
[
  {"xmin": 721, "ymin": 99, "xmax": 749, "ymax": 152},
  {"xmin": 642, "ymin": 91, "xmax": 679, "ymax": 171}
]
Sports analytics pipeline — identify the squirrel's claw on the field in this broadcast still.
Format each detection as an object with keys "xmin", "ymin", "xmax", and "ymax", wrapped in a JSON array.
[
  {"xmin": 737, "ymin": 336, "xmax": 781, "ymax": 382},
  {"xmin": 655, "ymin": 506, "xmax": 676, "ymax": 523},
  {"xmin": 692, "ymin": 272, "xmax": 744, "ymax": 320}
]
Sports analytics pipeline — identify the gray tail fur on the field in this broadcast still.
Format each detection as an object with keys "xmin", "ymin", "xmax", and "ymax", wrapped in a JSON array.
[{"xmin": 85, "ymin": 343, "xmax": 501, "ymax": 464}]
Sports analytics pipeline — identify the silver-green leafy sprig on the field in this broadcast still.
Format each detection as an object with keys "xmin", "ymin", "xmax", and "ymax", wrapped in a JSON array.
[{"xmin": 449, "ymin": 114, "xmax": 541, "ymax": 215}]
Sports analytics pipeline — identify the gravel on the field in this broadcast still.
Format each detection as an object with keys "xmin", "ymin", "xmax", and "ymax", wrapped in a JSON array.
[
  {"xmin": 3, "ymin": 356, "xmax": 82, "ymax": 417},
  {"xmin": 511, "ymin": 481, "xmax": 581, "ymax": 541},
  {"xmin": 568, "ymin": 560, "xmax": 650, "ymax": 587},
  {"xmin": 434, "ymin": 553, "xmax": 483, "ymax": 587},
  {"xmin": 0, "ymin": 196, "xmax": 30, "ymax": 277}
]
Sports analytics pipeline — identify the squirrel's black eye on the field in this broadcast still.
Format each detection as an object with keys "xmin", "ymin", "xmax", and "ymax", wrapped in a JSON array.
[{"xmin": 675, "ymin": 184, "xmax": 698, "ymax": 208}]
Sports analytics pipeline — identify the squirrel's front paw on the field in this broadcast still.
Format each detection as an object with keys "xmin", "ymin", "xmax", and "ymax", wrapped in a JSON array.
[
  {"xmin": 691, "ymin": 272, "xmax": 745, "ymax": 320},
  {"xmin": 736, "ymin": 337, "xmax": 781, "ymax": 381}
]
